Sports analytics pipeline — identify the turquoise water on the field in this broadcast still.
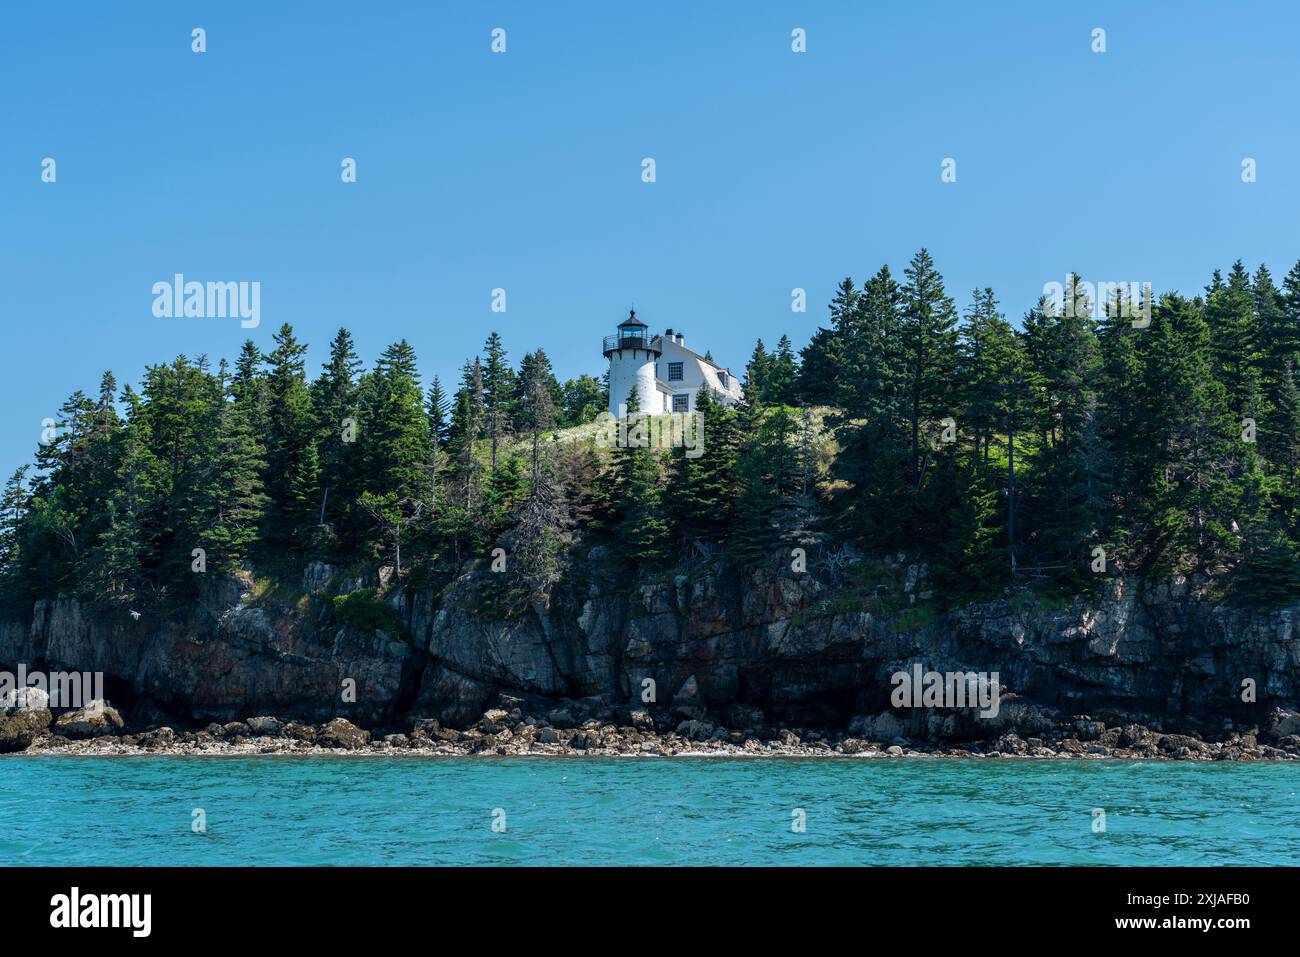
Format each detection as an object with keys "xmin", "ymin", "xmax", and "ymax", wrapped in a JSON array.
[{"xmin": 2, "ymin": 756, "xmax": 1297, "ymax": 866}]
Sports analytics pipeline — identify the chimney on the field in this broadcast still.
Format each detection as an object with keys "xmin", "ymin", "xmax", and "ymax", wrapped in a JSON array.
[{"xmin": 677, "ymin": 332, "xmax": 685, "ymax": 346}]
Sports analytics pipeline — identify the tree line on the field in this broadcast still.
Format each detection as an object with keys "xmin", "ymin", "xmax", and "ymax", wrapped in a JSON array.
[{"xmin": 2, "ymin": 247, "xmax": 1298, "ymax": 612}]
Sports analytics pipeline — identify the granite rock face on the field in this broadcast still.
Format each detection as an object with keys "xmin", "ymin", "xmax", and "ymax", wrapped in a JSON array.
[{"xmin": 1, "ymin": 557, "xmax": 1297, "ymax": 735}]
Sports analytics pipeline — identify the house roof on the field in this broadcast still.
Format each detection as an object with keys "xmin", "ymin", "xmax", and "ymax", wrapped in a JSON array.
[{"xmin": 661, "ymin": 334, "xmax": 733, "ymax": 375}]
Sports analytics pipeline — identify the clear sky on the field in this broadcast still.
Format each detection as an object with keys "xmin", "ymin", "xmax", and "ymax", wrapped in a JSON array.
[{"xmin": 3, "ymin": 1, "xmax": 1297, "ymax": 479}]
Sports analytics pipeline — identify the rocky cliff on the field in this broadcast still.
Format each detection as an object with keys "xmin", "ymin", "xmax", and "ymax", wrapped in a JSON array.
[{"xmin": 2, "ymin": 551, "xmax": 1297, "ymax": 740}]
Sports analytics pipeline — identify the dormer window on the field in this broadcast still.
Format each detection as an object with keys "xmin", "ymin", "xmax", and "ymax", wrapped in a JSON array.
[{"xmin": 718, "ymin": 371, "xmax": 729, "ymax": 388}]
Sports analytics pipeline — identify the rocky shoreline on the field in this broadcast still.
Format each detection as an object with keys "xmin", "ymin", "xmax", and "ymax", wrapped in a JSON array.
[{"xmin": 7, "ymin": 696, "xmax": 1300, "ymax": 761}]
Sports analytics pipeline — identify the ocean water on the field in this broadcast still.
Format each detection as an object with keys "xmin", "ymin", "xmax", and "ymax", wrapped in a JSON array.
[{"xmin": 2, "ymin": 756, "xmax": 1297, "ymax": 866}]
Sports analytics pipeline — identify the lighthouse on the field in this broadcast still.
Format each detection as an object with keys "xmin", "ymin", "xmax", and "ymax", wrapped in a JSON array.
[
  {"xmin": 602, "ymin": 309, "xmax": 746, "ymax": 416},
  {"xmin": 603, "ymin": 309, "xmax": 661, "ymax": 415}
]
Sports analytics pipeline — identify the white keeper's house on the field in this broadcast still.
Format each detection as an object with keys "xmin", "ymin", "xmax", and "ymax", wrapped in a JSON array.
[{"xmin": 603, "ymin": 310, "xmax": 744, "ymax": 415}]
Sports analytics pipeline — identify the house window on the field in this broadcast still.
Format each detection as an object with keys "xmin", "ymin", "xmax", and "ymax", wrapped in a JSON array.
[
  {"xmin": 718, "ymin": 371, "xmax": 729, "ymax": 388},
  {"xmin": 668, "ymin": 362, "xmax": 684, "ymax": 381},
  {"xmin": 672, "ymin": 394, "xmax": 689, "ymax": 412}
]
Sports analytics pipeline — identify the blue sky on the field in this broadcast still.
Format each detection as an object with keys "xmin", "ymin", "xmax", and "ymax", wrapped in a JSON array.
[{"xmin": 3, "ymin": 1, "xmax": 1297, "ymax": 478}]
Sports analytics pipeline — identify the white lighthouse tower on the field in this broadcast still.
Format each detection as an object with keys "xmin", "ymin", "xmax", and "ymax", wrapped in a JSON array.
[{"xmin": 604, "ymin": 309, "xmax": 661, "ymax": 415}]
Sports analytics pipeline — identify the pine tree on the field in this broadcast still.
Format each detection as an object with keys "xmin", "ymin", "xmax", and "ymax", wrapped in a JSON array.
[
  {"xmin": 1206, "ymin": 261, "xmax": 1263, "ymax": 419},
  {"xmin": 1142, "ymin": 294, "xmax": 1241, "ymax": 571},
  {"xmin": 79, "ymin": 404, "xmax": 157, "ymax": 600},
  {"xmin": 515, "ymin": 349, "xmax": 563, "ymax": 427},
  {"xmin": 837, "ymin": 265, "xmax": 906, "ymax": 422},
  {"xmin": 729, "ymin": 405, "xmax": 796, "ymax": 565},
  {"xmin": 0, "ymin": 467, "xmax": 31, "ymax": 595},
  {"xmin": 668, "ymin": 387, "xmax": 739, "ymax": 545},
  {"xmin": 425, "ymin": 376, "xmax": 449, "ymax": 516},
  {"xmin": 610, "ymin": 386, "xmax": 671, "ymax": 567},
  {"xmin": 899, "ymin": 249, "xmax": 959, "ymax": 487},
  {"xmin": 481, "ymin": 332, "xmax": 514, "ymax": 468},
  {"xmin": 768, "ymin": 335, "xmax": 798, "ymax": 406},
  {"xmin": 449, "ymin": 358, "xmax": 485, "ymax": 513},
  {"xmin": 199, "ymin": 367, "xmax": 269, "ymax": 572},
  {"xmin": 310, "ymin": 328, "xmax": 363, "ymax": 542},
  {"xmin": 358, "ymin": 340, "xmax": 430, "ymax": 574},
  {"xmin": 797, "ymin": 326, "xmax": 841, "ymax": 406},
  {"xmin": 799, "ymin": 278, "xmax": 856, "ymax": 407},
  {"xmin": 1019, "ymin": 275, "xmax": 1104, "ymax": 586},
  {"xmin": 264, "ymin": 324, "xmax": 313, "ymax": 548},
  {"xmin": 744, "ymin": 340, "xmax": 774, "ymax": 407}
]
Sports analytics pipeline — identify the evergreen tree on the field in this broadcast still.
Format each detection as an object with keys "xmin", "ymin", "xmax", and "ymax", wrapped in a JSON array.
[
  {"xmin": 796, "ymin": 326, "xmax": 841, "ymax": 406},
  {"xmin": 729, "ymin": 405, "xmax": 796, "ymax": 564},
  {"xmin": 446, "ymin": 358, "xmax": 486, "ymax": 550},
  {"xmin": 899, "ymin": 249, "xmax": 958, "ymax": 486},
  {"xmin": 768, "ymin": 335, "xmax": 798, "ymax": 406},
  {"xmin": 837, "ymin": 265, "xmax": 906, "ymax": 423},
  {"xmin": 309, "ymin": 328, "xmax": 363, "ymax": 543},
  {"xmin": 198, "ymin": 365, "xmax": 269, "ymax": 572},
  {"xmin": 481, "ymin": 331, "xmax": 514, "ymax": 468},
  {"xmin": 1206, "ymin": 261, "xmax": 1263, "ymax": 419},
  {"xmin": 609, "ymin": 386, "xmax": 670, "ymax": 567},
  {"xmin": 264, "ymin": 324, "xmax": 313, "ymax": 548},
  {"xmin": 0, "ymin": 467, "xmax": 31, "ymax": 594},
  {"xmin": 669, "ymin": 387, "xmax": 739, "ymax": 545},
  {"xmin": 357, "ymin": 340, "xmax": 430, "ymax": 573},
  {"xmin": 743, "ymin": 340, "xmax": 774, "ymax": 407}
]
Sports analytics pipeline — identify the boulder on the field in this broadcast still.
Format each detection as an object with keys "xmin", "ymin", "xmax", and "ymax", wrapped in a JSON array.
[
  {"xmin": 283, "ymin": 721, "xmax": 318, "ymax": 742},
  {"xmin": 676, "ymin": 719, "xmax": 713, "ymax": 742},
  {"xmin": 627, "ymin": 708, "xmax": 656, "ymax": 731},
  {"xmin": 319, "ymin": 717, "xmax": 369, "ymax": 750},
  {"xmin": 1265, "ymin": 708, "xmax": 1300, "ymax": 741},
  {"xmin": 0, "ymin": 707, "xmax": 51, "ymax": 752},
  {"xmin": 53, "ymin": 700, "xmax": 124, "ymax": 739},
  {"xmin": 0, "ymin": 686, "xmax": 50, "ymax": 711},
  {"xmin": 245, "ymin": 715, "xmax": 283, "ymax": 736}
]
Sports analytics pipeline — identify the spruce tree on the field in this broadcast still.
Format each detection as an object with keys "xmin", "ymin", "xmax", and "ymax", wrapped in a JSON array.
[
  {"xmin": 481, "ymin": 331, "xmax": 514, "ymax": 468},
  {"xmin": 610, "ymin": 386, "xmax": 670, "ymax": 568},
  {"xmin": 899, "ymin": 249, "xmax": 958, "ymax": 487},
  {"xmin": 264, "ymin": 324, "xmax": 313, "ymax": 549},
  {"xmin": 768, "ymin": 335, "xmax": 798, "ymax": 406}
]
